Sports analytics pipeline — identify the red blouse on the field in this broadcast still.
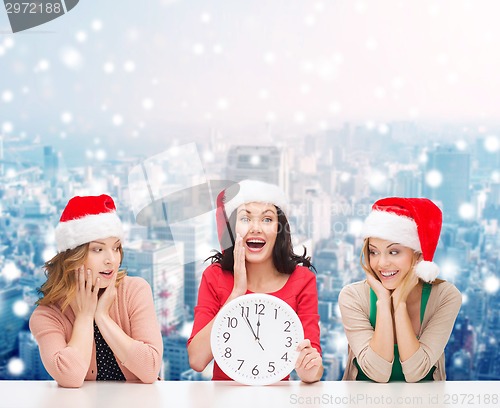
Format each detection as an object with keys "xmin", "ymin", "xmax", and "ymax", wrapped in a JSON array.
[{"xmin": 188, "ymin": 263, "xmax": 322, "ymax": 380}]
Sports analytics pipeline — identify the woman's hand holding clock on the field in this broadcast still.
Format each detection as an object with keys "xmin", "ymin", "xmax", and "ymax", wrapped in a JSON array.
[{"xmin": 295, "ymin": 339, "xmax": 323, "ymax": 383}]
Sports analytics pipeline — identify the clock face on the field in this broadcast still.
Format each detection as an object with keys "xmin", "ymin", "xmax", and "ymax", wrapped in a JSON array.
[{"xmin": 210, "ymin": 293, "xmax": 304, "ymax": 385}]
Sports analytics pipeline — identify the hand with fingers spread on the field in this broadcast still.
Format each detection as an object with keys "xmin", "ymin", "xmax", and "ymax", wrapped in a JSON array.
[
  {"xmin": 365, "ymin": 271, "xmax": 392, "ymax": 302},
  {"xmin": 295, "ymin": 339, "xmax": 323, "ymax": 383},
  {"xmin": 95, "ymin": 269, "xmax": 118, "ymax": 319},
  {"xmin": 70, "ymin": 266, "xmax": 99, "ymax": 319},
  {"xmin": 392, "ymin": 270, "xmax": 419, "ymax": 310},
  {"xmin": 229, "ymin": 233, "xmax": 247, "ymax": 300}
]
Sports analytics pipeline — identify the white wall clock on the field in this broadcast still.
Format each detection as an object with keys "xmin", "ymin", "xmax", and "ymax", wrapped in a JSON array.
[{"xmin": 210, "ymin": 293, "xmax": 304, "ymax": 385}]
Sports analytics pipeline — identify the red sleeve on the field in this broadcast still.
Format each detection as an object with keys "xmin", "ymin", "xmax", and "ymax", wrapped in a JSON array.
[
  {"xmin": 187, "ymin": 264, "xmax": 226, "ymax": 346},
  {"xmin": 295, "ymin": 267, "xmax": 322, "ymax": 355}
]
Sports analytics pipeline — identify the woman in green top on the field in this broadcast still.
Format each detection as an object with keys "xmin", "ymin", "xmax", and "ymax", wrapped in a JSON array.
[{"xmin": 339, "ymin": 197, "xmax": 461, "ymax": 382}]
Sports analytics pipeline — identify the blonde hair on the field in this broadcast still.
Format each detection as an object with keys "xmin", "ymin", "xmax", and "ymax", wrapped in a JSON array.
[
  {"xmin": 37, "ymin": 243, "xmax": 126, "ymax": 313},
  {"xmin": 360, "ymin": 238, "xmax": 443, "ymax": 306}
]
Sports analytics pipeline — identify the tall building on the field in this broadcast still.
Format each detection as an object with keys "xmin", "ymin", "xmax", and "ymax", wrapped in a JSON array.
[
  {"xmin": 297, "ymin": 189, "xmax": 331, "ymax": 244},
  {"xmin": 225, "ymin": 145, "xmax": 284, "ymax": 185},
  {"xmin": 43, "ymin": 146, "xmax": 59, "ymax": 186},
  {"xmin": 423, "ymin": 145, "xmax": 470, "ymax": 222},
  {"xmin": 0, "ymin": 285, "xmax": 24, "ymax": 360},
  {"xmin": 391, "ymin": 169, "xmax": 421, "ymax": 197},
  {"xmin": 18, "ymin": 331, "xmax": 51, "ymax": 380},
  {"xmin": 163, "ymin": 334, "xmax": 191, "ymax": 380},
  {"xmin": 170, "ymin": 218, "xmax": 212, "ymax": 315},
  {"xmin": 123, "ymin": 240, "xmax": 185, "ymax": 334}
]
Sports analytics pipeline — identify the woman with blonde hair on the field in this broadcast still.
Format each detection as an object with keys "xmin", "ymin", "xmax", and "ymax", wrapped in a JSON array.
[
  {"xmin": 339, "ymin": 197, "xmax": 461, "ymax": 382},
  {"xmin": 30, "ymin": 194, "xmax": 163, "ymax": 387}
]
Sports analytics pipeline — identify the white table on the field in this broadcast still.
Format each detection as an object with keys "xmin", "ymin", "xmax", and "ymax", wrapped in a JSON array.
[{"xmin": 1, "ymin": 380, "xmax": 498, "ymax": 408}]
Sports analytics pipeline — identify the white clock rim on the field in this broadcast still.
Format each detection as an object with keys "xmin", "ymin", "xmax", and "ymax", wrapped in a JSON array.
[{"xmin": 210, "ymin": 293, "xmax": 305, "ymax": 386}]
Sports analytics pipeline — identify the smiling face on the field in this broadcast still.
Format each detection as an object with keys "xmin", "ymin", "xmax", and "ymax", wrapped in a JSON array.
[
  {"xmin": 235, "ymin": 202, "xmax": 279, "ymax": 265},
  {"xmin": 367, "ymin": 237, "xmax": 417, "ymax": 290},
  {"xmin": 83, "ymin": 236, "xmax": 122, "ymax": 289}
]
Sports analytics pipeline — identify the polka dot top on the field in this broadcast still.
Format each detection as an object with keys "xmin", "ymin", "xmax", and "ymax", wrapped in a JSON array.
[{"xmin": 94, "ymin": 322, "xmax": 126, "ymax": 381}]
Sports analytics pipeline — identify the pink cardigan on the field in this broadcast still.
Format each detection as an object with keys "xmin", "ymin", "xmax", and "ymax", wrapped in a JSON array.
[{"xmin": 29, "ymin": 276, "xmax": 163, "ymax": 388}]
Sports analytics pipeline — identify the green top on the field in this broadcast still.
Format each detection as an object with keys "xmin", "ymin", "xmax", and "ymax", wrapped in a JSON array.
[{"xmin": 354, "ymin": 282, "xmax": 435, "ymax": 382}]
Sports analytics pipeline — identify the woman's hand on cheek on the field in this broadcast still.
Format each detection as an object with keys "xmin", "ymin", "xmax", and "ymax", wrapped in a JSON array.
[
  {"xmin": 70, "ymin": 266, "xmax": 99, "ymax": 319},
  {"xmin": 230, "ymin": 234, "xmax": 247, "ymax": 300},
  {"xmin": 365, "ymin": 271, "xmax": 391, "ymax": 302},
  {"xmin": 95, "ymin": 271, "xmax": 118, "ymax": 319}
]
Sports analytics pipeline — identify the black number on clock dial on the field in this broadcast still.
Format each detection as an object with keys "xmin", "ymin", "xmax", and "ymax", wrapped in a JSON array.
[
  {"xmin": 227, "ymin": 317, "xmax": 238, "ymax": 328},
  {"xmin": 284, "ymin": 320, "xmax": 291, "ymax": 332},
  {"xmin": 255, "ymin": 303, "xmax": 265, "ymax": 315},
  {"xmin": 223, "ymin": 332, "xmax": 230, "ymax": 343}
]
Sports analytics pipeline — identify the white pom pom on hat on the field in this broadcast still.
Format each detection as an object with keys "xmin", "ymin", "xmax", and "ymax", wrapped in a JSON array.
[
  {"xmin": 55, "ymin": 194, "xmax": 124, "ymax": 252},
  {"xmin": 362, "ymin": 197, "xmax": 443, "ymax": 283}
]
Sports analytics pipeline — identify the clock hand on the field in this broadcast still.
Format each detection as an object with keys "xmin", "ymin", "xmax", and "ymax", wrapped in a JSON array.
[
  {"xmin": 256, "ymin": 314, "xmax": 261, "ymax": 340},
  {"xmin": 256, "ymin": 314, "xmax": 265, "ymax": 351},
  {"xmin": 242, "ymin": 314, "xmax": 265, "ymax": 351},
  {"xmin": 243, "ymin": 314, "xmax": 258, "ymax": 339}
]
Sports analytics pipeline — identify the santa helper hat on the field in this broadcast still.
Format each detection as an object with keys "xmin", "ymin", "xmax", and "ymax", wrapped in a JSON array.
[
  {"xmin": 55, "ymin": 194, "xmax": 124, "ymax": 252},
  {"xmin": 362, "ymin": 197, "xmax": 442, "ymax": 283},
  {"xmin": 215, "ymin": 180, "xmax": 288, "ymax": 251}
]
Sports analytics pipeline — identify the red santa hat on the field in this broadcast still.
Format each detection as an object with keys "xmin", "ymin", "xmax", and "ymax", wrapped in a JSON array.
[
  {"xmin": 55, "ymin": 194, "xmax": 124, "ymax": 252},
  {"xmin": 216, "ymin": 180, "xmax": 288, "ymax": 251},
  {"xmin": 362, "ymin": 197, "xmax": 442, "ymax": 282}
]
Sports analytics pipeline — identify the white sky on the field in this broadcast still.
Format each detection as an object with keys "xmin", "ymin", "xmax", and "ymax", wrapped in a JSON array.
[{"xmin": 1, "ymin": 0, "xmax": 500, "ymax": 144}]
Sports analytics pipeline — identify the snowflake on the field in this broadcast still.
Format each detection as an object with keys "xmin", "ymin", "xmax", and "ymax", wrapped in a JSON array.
[
  {"xmin": 367, "ymin": 170, "xmax": 387, "ymax": 191},
  {"xmin": 13, "ymin": 300, "xmax": 29, "ymax": 317},
  {"xmin": 348, "ymin": 219, "xmax": 363, "ymax": 236},
  {"xmin": 2, "ymin": 122, "xmax": 13, "ymax": 133},
  {"xmin": 458, "ymin": 203, "xmax": 475, "ymax": 220},
  {"xmin": 95, "ymin": 149, "xmax": 107, "ymax": 161},
  {"xmin": 103, "ymin": 62, "xmax": 115, "ymax": 74},
  {"xmin": 35, "ymin": 59, "xmax": 50, "ymax": 72},
  {"xmin": 142, "ymin": 98, "xmax": 154, "ymax": 110},
  {"xmin": 193, "ymin": 43, "xmax": 204, "ymax": 55},
  {"xmin": 75, "ymin": 31, "xmax": 87, "ymax": 43},
  {"xmin": 425, "ymin": 169, "xmax": 443, "ymax": 188},
  {"xmin": 216, "ymin": 98, "xmax": 228, "ymax": 110},
  {"xmin": 440, "ymin": 260, "xmax": 458, "ymax": 281},
  {"xmin": 7, "ymin": 358, "xmax": 24, "ymax": 376},
  {"xmin": 200, "ymin": 13, "xmax": 211, "ymax": 23},
  {"xmin": 112, "ymin": 114, "xmax": 123, "ymax": 126},
  {"xmin": 1, "ymin": 90, "xmax": 13, "ymax": 102},
  {"xmin": 264, "ymin": 52, "xmax": 276, "ymax": 64},
  {"xmin": 259, "ymin": 89, "xmax": 269, "ymax": 99},
  {"xmin": 61, "ymin": 112, "xmax": 73, "ymax": 124},
  {"xmin": 484, "ymin": 276, "xmax": 499, "ymax": 294},
  {"xmin": 91, "ymin": 20, "xmax": 103, "ymax": 31},
  {"xmin": 1, "ymin": 261, "xmax": 21, "ymax": 281},
  {"xmin": 213, "ymin": 44, "xmax": 223, "ymax": 54},
  {"xmin": 484, "ymin": 135, "xmax": 499, "ymax": 152},
  {"xmin": 124, "ymin": 60, "xmax": 136, "ymax": 73},
  {"xmin": 60, "ymin": 47, "xmax": 83, "ymax": 69}
]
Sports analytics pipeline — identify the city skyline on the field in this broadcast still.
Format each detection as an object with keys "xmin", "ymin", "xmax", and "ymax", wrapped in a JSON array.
[
  {"xmin": 1, "ymin": 0, "xmax": 500, "ymax": 383},
  {"xmin": 0, "ymin": 123, "xmax": 499, "ymax": 381}
]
